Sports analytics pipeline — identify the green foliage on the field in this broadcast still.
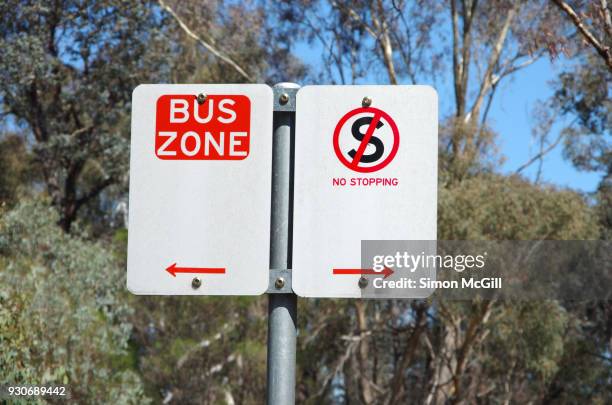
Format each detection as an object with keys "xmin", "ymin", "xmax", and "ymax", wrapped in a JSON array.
[
  {"xmin": 487, "ymin": 302, "xmax": 568, "ymax": 383},
  {"xmin": 551, "ymin": 53, "xmax": 612, "ymax": 239},
  {"xmin": 0, "ymin": 0, "xmax": 173, "ymax": 231},
  {"xmin": 439, "ymin": 173, "xmax": 599, "ymax": 240},
  {"xmin": 0, "ymin": 135, "xmax": 33, "ymax": 206},
  {"xmin": 553, "ymin": 54, "xmax": 611, "ymax": 174},
  {"xmin": 0, "ymin": 1, "xmax": 608, "ymax": 404},
  {"xmin": 0, "ymin": 0, "xmax": 306, "ymax": 232},
  {"xmin": 596, "ymin": 179, "xmax": 612, "ymax": 239},
  {"xmin": 0, "ymin": 199, "xmax": 149, "ymax": 403},
  {"xmin": 541, "ymin": 309, "xmax": 612, "ymax": 404},
  {"xmin": 128, "ymin": 295, "xmax": 269, "ymax": 403}
]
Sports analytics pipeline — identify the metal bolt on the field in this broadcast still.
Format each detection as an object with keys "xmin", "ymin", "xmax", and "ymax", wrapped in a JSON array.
[
  {"xmin": 275, "ymin": 277, "xmax": 285, "ymax": 289},
  {"xmin": 358, "ymin": 276, "xmax": 368, "ymax": 289},
  {"xmin": 197, "ymin": 93, "xmax": 207, "ymax": 104},
  {"xmin": 362, "ymin": 96, "xmax": 372, "ymax": 107},
  {"xmin": 191, "ymin": 277, "xmax": 202, "ymax": 289},
  {"xmin": 279, "ymin": 93, "xmax": 289, "ymax": 105}
]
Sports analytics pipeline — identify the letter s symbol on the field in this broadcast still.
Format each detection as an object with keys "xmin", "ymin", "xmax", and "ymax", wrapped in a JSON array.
[{"xmin": 348, "ymin": 117, "xmax": 384, "ymax": 163}]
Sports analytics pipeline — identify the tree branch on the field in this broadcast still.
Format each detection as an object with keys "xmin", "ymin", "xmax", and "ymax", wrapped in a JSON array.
[
  {"xmin": 450, "ymin": 301, "xmax": 493, "ymax": 404},
  {"xmin": 310, "ymin": 337, "xmax": 359, "ymax": 400},
  {"xmin": 467, "ymin": 3, "xmax": 518, "ymax": 123},
  {"xmin": 373, "ymin": 0, "xmax": 398, "ymax": 84},
  {"xmin": 602, "ymin": 0, "xmax": 612, "ymax": 39},
  {"xmin": 75, "ymin": 176, "xmax": 114, "ymax": 211},
  {"xmin": 552, "ymin": 0, "xmax": 612, "ymax": 70},
  {"xmin": 460, "ymin": 0, "xmax": 479, "ymax": 115},
  {"xmin": 385, "ymin": 303, "xmax": 428, "ymax": 405},
  {"xmin": 333, "ymin": 1, "xmax": 377, "ymax": 39},
  {"xmin": 158, "ymin": 0, "xmax": 253, "ymax": 81},
  {"xmin": 451, "ymin": 0, "xmax": 463, "ymax": 117},
  {"xmin": 515, "ymin": 131, "xmax": 565, "ymax": 175},
  {"xmin": 355, "ymin": 300, "xmax": 374, "ymax": 404}
]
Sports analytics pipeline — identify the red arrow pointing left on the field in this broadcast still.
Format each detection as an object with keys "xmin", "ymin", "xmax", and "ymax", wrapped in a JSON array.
[{"xmin": 165, "ymin": 263, "xmax": 226, "ymax": 277}]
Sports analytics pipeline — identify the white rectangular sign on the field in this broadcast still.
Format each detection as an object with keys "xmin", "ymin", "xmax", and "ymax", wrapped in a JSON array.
[
  {"xmin": 127, "ymin": 84, "xmax": 273, "ymax": 295},
  {"xmin": 292, "ymin": 85, "xmax": 438, "ymax": 298}
]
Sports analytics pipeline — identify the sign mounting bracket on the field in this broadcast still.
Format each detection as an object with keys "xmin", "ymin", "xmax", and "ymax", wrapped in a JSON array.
[
  {"xmin": 273, "ymin": 84, "xmax": 298, "ymax": 112},
  {"xmin": 267, "ymin": 268, "xmax": 293, "ymax": 294}
]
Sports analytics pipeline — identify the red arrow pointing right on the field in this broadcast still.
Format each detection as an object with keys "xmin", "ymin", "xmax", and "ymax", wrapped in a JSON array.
[{"xmin": 333, "ymin": 267, "xmax": 394, "ymax": 279}]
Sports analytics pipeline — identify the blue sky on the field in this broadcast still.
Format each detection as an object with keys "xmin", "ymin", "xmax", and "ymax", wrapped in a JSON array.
[
  {"xmin": 486, "ymin": 57, "xmax": 601, "ymax": 192},
  {"xmin": 293, "ymin": 41, "xmax": 603, "ymax": 194}
]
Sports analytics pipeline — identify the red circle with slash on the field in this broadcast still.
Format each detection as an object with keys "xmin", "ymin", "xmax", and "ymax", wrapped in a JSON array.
[{"xmin": 333, "ymin": 107, "xmax": 400, "ymax": 173}]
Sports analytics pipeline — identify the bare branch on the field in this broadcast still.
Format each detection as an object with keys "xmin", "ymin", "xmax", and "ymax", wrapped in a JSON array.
[
  {"xmin": 494, "ymin": 50, "xmax": 546, "ymax": 86},
  {"xmin": 176, "ymin": 323, "xmax": 233, "ymax": 369},
  {"xmin": 355, "ymin": 300, "xmax": 374, "ymax": 404},
  {"xmin": 515, "ymin": 109, "xmax": 579, "ymax": 177},
  {"xmin": 451, "ymin": 0, "xmax": 462, "ymax": 116},
  {"xmin": 158, "ymin": 0, "xmax": 253, "ymax": 81},
  {"xmin": 333, "ymin": 0, "xmax": 398, "ymax": 84},
  {"xmin": 391, "ymin": 2, "xmax": 418, "ymax": 84},
  {"xmin": 515, "ymin": 131, "xmax": 565, "ymax": 175},
  {"xmin": 332, "ymin": 1, "xmax": 377, "ymax": 38},
  {"xmin": 310, "ymin": 338, "xmax": 359, "ymax": 400},
  {"xmin": 385, "ymin": 303, "xmax": 427, "ymax": 405},
  {"xmin": 460, "ymin": 0, "xmax": 479, "ymax": 114},
  {"xmin": 74, "ymin": 176, "xmax": 114, "ymax": 211},
  {"xmin": 467, "ymin": 3, "xmax": 518, "ymax": 123},
  {"xmin": 373, "ymin": 0, "xmax": 398, "ymax": 84},
  {"xmin": 552, "ymin": 0, "xmax": 612, "ymax": 70},
  {"xmin": 450, "ymin": 301, "xmax": 493, "ymax": 403},
  {"xmin": 300, "ymin": 14, "xmax": 347, "ymax": 84},
  {"xmin": 602, "ymin": 0, "xmax": 612, "ymax": 39}
]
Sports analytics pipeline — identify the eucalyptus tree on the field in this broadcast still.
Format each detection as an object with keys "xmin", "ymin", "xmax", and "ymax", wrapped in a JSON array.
[
  {"xmin": 0, "ymin": 0, "xmax": 306, "ymax": 233},
  {"xmin": 268, "ymin": 2, "xmax": 606, "ymax": 404},
  {"xmin": 0, "ymin": 0, "xmax": 173, "ymax": 232},
  {"xmin": 0, "ymin": 199, "xmax": 150, "ymax": 403}
]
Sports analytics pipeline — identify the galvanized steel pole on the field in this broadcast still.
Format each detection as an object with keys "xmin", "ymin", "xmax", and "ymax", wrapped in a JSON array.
[{"xmin": 267, "ymin": 82, "xmax": 299, "ymax": 405}]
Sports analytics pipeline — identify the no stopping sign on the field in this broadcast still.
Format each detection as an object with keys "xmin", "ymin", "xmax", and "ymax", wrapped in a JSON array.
[
  {"xmin": 333, "ymin": 107, "xmax": 400, "ymax": 173},
  {"xmin": 293, "ymin": 85, "xmax": 438, "ymax": 298}
]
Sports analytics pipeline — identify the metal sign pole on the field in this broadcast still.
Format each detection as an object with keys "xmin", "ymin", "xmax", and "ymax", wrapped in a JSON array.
[{"xmin": 267, "ymin": 82, "xmax": 300, "ymax": 405}]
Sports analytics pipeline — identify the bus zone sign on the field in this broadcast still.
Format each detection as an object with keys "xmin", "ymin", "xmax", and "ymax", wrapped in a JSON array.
[{"xmin": 127, "ymin": 84, "xmax": 273, "ymax": 295}]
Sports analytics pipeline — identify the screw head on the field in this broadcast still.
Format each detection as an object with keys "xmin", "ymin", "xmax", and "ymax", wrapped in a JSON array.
[
  {"xmin": 275, "ymin": 277, "xmax": 285, "ymax": 289},
  {"xmin": 197, "ymin": 93, "xmax": 207, "ymax": 104},
  {"xmin": 279, "ymin": 93, "xmax": 289, "ymax": 105},
  {"xmin": 191, "ymin": 277, "xmax": 202, "ymax": 289},
  {"xmin": 362, "ymin": 96, "xmax": 372, "ymax": 107},
  {"xmin": 358, "ymin": 276, "xmax": 368, "ymax": 289}
]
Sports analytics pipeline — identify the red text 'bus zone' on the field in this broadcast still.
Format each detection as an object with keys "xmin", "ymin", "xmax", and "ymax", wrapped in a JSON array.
[{"xmin": 155, "ymin": 94, "xmax": 251, "ymax": 160}]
